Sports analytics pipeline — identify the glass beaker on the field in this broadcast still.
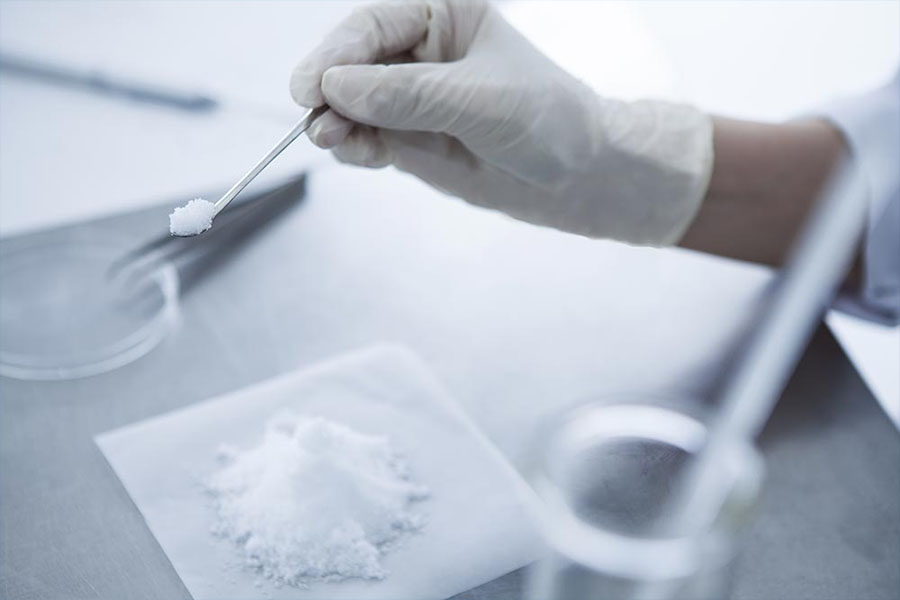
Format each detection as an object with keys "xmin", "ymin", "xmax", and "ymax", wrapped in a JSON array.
[{"xmin": 527, "ymin": 399, "xmax": 763, "ymax": 600}]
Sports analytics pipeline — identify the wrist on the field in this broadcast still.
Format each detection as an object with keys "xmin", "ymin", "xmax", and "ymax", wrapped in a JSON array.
[{"xmin": 680, "ymin": 117, "xmax": 847, "ymax": 265}]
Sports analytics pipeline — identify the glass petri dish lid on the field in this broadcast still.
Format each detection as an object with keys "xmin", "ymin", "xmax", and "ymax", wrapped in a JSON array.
[{"xmin": 0, "ymin": 235, "xmax": 178, "ymax": 380}]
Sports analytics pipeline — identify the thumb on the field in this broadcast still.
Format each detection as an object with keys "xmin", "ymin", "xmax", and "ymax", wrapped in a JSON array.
[{"xmin": 321, "ymin": 63, "xmax": 473, "ymax": 135}]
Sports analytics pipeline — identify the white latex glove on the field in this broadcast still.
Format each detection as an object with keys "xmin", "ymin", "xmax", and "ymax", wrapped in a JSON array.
[{"xmin": 290, "ymin": 0, "xmax": 713, "ymax": 245}]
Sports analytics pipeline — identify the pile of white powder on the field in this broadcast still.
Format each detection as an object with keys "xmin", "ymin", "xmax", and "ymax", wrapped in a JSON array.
[
  {"xmin": 169, "ymin": 198, "xmax": 215, "ymax": 236},
  {"xmin": 206, "ymin": 413, "xmax": 430, "ymax": 587}
]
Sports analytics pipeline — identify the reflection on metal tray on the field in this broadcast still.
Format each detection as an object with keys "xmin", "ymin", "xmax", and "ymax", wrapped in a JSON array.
[{"xmin": 0, "ymin": 173, "xmax": 307, "ymax": 380}]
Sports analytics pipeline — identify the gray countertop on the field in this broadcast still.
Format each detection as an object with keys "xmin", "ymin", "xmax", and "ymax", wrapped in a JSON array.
[{"xmin": 1, "ymin": 166, "xmax": 898, "ymax": 600}]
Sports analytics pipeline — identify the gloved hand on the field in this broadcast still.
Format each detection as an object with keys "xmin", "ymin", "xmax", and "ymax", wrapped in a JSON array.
[{"xmin": 290, "ymin": 0, "xmax": 713, "ymax": 245}]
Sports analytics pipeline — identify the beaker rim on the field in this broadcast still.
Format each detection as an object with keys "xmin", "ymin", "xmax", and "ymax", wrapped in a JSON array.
[{"xmin": 530, "ymin": 400, "xmax": 764, "ymax": 581}]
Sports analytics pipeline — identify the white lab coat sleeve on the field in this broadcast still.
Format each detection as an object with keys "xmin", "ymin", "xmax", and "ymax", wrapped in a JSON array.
[{"xmin": 820, "ymin": 71, "xmax": 900, "ymax": 325}]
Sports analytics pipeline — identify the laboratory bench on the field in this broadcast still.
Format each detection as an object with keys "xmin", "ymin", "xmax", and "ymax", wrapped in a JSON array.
[{"xmin": 1, "ymin": 166, "xmax": 897, "ymax": 600}]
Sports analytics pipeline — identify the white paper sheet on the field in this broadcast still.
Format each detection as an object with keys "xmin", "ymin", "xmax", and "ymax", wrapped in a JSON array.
[{"xmin": 96, "ymin": 345, "xmax": 542, "ymax": 600}]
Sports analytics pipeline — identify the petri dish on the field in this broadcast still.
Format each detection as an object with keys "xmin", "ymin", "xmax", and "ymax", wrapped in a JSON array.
[{"xmin": 0, "ymin": 235, "xmax": 179, "ymax": 380}]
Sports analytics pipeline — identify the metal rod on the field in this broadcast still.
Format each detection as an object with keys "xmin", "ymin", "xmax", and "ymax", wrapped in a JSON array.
[
  {"xmin": 0, "ymin": 53, "xmax": 218, "ymax": 112},
  {"xmin": 213, "ymin": 105, "xmax": 326, "ymax": 215}
]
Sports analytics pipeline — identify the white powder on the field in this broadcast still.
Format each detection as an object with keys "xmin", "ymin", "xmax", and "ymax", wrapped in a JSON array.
[
  {"xmin": 206, "ymin": 413, "xmax": 430, "ymax": 587},
  {"xmin": 169, "ymin": 198, "xmax": 215, "ymax": 236}
]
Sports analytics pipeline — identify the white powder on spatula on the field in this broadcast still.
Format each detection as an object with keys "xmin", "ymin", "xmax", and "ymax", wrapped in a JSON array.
[
  {"xmin": 206, "ymin": 413, "xmax": 430, "ymax": 587},
  {"xmin": 169, "ymin": 198, "xmax": 215, "ymax": 236}
]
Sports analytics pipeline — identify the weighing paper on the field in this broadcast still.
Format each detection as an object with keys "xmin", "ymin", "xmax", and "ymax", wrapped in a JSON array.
[{"xmin": 96, "ymin": 345, "xmax": 542, "ymax": 600}]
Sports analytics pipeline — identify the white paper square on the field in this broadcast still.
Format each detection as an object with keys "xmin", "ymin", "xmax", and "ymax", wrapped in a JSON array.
[{"xmin": 96, "ymin": 345, "xmax": 541, "ymax": 599}]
